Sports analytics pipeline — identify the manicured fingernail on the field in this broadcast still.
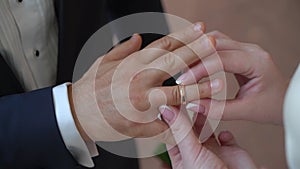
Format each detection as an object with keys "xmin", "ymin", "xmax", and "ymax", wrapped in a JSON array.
[
  {"xmin": 175, "ymin": 79, "xmax": 182, "ymax": 85},
  {"xmin": 211, "ymin": 79, "xmax": 221, "ymax": 90},
  {"xmin": 157, "ymin": 113, "xmax": 162, "ymax": 120},
  {"xmin": 176, "ymin": 74, "xmax": 187, "ymax": 85},
  {"xmin": 194, "ymin": 23, "xmax": 202, "ymax": 32},
  {"xmin": 186, "ymin": 103, "xmax": 205, "ymax": 113},
  {"xmin": 131, "ymin": 34, "xmax": 138, "ymax": 41},
  {"xmin": 159, "ymin": 105, "xmax": 175, "ymax": 123}
]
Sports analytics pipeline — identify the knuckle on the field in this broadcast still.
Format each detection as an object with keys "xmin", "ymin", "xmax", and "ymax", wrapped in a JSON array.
[
  {"xmin": 159, "ymin": 36, "xmax": 174, "ymax": 51},
  {"xmin": 162, "ymin": 52, "xmax": 176, "ymax": 68},
  {"xmin": 171, "ymin": 86, "xmax": 181, "ymax": 105},
  {"xmin": 199, "ymin": 83, "xmax": 209, "ymax": 96}
]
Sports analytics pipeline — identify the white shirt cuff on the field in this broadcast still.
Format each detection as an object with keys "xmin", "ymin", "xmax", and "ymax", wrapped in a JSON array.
[{"xmin": 52, "ymin": 83, "xmax": 97, "ymax": 168}]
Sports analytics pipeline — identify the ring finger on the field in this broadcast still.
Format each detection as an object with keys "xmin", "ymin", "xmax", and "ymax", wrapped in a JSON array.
[{"xmin": 149, "ymin": 79, "xmax": 223, "ymax": 106}]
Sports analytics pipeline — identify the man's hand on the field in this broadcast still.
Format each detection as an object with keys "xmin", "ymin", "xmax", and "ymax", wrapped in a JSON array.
[{"xmin": 68, "ymin": 23, "xmax": 223, "ymax": 143}]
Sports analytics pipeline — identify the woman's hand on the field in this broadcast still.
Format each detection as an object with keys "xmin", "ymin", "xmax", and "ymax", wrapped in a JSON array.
[
  {"xmin": 159, "ymin": 105, "xmax": 258, "ymax": 169},
  {"xmin": 178, "ymin": 31, "xmax": 289, "ymax": 125},
  {"xmin": 70, "ymin": 23, "xmax": 222, "ymax": 143}
]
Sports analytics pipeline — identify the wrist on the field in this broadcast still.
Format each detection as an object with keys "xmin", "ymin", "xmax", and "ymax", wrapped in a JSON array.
[{"xmin": 68, "ymin": 85, "xmax": 93, "ymax": 143}]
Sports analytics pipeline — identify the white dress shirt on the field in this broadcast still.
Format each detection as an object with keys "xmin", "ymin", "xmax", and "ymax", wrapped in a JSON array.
[
  {"xmin": 0, "ymin": 0, "xmax": 58, "ymax": 91},
  {"xmin": 53, "ymin": 83, "xmax": 96, "ymax": 167},
  {"xmin": 0, "ymin": 0, "xmax": 95, "ymax": 167}
]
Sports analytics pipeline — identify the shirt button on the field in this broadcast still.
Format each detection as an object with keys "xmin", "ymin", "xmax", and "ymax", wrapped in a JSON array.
[{"xmin": 33, "ymin": 50, "xmax": 40, "ymax": 57}]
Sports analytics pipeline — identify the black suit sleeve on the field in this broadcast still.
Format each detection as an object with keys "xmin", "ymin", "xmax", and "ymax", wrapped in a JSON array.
[
  {"xmin": 106, "ymin": 0, "xmax": 169, "ymax": 47},
  {"xmin": 0, "ymin": 87, "xmax": 79, "ymax": 169}
]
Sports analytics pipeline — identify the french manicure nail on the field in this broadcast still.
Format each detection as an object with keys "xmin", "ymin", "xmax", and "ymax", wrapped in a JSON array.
[
  {"xmin": 159, "ymin": 105, "xmax": 175, "ymax": 123},
  {"xmin": 175, "ymin": 79, "xmax": 182, "ymax": 85},
  {"xmin": 186, "ymin": 103, "xmax": 198, "ymax": 109},
  {"xmin": 157, "ymin": 113, "xmax": 162, "ymax": 120},
  {"xmin": 186, "ymin": 103, "xmax": 205, "ymax": 113},
  {"xmin": 176, "ymin": 74, "xmax": 187, "ymax": 85}
]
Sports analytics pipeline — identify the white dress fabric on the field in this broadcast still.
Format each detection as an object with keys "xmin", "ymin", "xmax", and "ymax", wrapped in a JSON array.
[{"xmin": 284, "ymin": 64, "xmax": 300, "ymax": 169}]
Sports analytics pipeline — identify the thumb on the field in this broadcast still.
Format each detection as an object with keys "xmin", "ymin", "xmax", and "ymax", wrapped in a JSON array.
[
  {"xmin": 107, "ymin": 34, "xmax": 142, "ymax": 60},
  {"xmin": 159, "ymin": 105, "xmax": 202, "ymax": 159}
]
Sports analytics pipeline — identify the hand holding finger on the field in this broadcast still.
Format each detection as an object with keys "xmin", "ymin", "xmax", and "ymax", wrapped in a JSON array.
[
  {"xmin": 149, "ymin": 79, "xmax": 223, "ymax": 106},
  {"xmin": 158, "ymin": 105, "xmax": 202, "ymax": 161}
]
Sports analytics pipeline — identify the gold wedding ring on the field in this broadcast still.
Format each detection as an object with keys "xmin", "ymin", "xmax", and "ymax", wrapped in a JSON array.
[{"xmin": 179, "ymin": 85, "xmax": 187, "ymax": 105}]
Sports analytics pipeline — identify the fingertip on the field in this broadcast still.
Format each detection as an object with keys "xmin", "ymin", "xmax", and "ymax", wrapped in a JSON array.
[
  {"xmin": 131, "ymin": 33, "xmax": 142, "ymax": 46},
  {"xmin": 159, "ymin": 105, "xmax": 177, "ymax": 124},
  {"xmin": 211, "ymin": 78, "xmax": 224, "ymax": 94},
  {"xmin": 108, "ymin": 33, "xmax": 143, "ymax": 60},
  {"xmin": 176, "ymin": 70, "xmax": 194, "ymax": 85},
  {"xmin": 131, "ymin": 33, "xmax": 141, "ymax": 40},
  {"xmin": 218, "ymin": 131, "xmax": 235, "ymax": 146},
  {"xmin": 208, "ymin": 35, "xmax": 217, "ymax": 48},
  {"xmin": 194, "ymin": 22, "xmax": 206, "ymax": 33},
  {"xmin": 219, "ymin": 131, "xmax": 233, "ymax": 141}
]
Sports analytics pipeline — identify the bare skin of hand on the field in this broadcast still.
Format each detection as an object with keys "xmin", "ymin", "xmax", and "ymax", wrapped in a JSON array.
[
  {"xmin": 159, "ymin": 105, "xmax": 258, "ymax": 169},
  {"xmin": 68, "ymin": 23, "xmax": 223, "ymax": 143},
  {"xmin": 179, "ymin": 31, "xmax": 289, "ymax": 125}
]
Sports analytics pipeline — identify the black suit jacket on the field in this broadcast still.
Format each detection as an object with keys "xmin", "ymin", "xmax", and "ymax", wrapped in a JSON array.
[{"xmin": 0, "ymin": 0, "xmax": 169, "ymax": 168}]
